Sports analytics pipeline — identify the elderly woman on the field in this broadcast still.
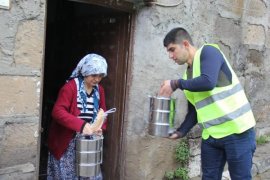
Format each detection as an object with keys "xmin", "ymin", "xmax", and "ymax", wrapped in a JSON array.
[{"xmin": 47, "ymin": 54, "xmax": 108, "ymax": 180}]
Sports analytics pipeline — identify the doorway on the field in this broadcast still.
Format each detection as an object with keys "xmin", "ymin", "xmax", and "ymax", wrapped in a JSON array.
[{"xmin": 39, "ymin": 0, "xmax": 133, "ymax": 179}]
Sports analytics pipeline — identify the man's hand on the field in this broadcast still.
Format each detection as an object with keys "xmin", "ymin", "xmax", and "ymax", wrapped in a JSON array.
[
  {"xmin": 168, "ymin": 131, "xmax": 183, "ymax": 139},
  {"xmin": 159, "ymin": 80, "xmax": 173, "ymax": 97}
]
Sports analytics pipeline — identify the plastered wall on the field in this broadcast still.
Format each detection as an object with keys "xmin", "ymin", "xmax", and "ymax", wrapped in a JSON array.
[{"xmin": 124, "ymin": 0, "xmax": 270, "ymax": 179}]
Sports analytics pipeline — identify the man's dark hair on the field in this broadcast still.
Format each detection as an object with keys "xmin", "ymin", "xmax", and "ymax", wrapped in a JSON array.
[{"xmin": 163, "ymin": 27, "xmax": 194, "ymax": 47}]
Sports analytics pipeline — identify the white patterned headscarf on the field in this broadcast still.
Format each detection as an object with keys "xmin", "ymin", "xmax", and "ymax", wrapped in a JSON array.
[{"xmin": 70, "ymin": 53, "xmax": 107, "ymax": 79}]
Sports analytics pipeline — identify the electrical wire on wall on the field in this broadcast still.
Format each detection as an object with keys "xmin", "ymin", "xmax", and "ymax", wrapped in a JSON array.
[
  {"xmin": 154, "ymin": 0, "xmax": 182, "ymax": 7},
  {"xmin": 144, "ymin": 0, "xmax": 182, "ymax": 7}
]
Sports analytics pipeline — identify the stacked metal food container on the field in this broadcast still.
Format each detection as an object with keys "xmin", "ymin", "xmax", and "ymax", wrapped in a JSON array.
[
  {"xmin": 148, "ymin": 96, "xmax": 176, "ymax": 137},
  {"xmin": 75, "ymin": 135, "xmax": 104, "ymax": 178}
]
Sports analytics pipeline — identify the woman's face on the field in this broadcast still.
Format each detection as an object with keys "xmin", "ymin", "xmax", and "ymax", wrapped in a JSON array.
[{"xmin": 84, "ymin": 74, "xmax": 104, "ymax": 87}]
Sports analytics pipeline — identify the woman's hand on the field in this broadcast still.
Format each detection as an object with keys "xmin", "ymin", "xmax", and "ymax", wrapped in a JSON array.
[
  {"xmin": 82, "ymin": 123, "xmax": 94, "ymax": 135},
  {"xmin": 94, "ymin": 128, "xmax": 103, "ymax": 136},
  {"xmin": 82, "ymin": 123, "xmax": 103, "ymax": 136}
]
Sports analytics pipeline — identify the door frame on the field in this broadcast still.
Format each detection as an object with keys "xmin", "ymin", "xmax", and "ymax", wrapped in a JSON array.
[
  {"xmin": 37, "ymin": 0, "xmax": 136, "ymax": 179},
  {"xmin": 119, "ymin": 14, "xmax": 135, "ymax": 178},
  {"xmin": 104, "ymin": 12, "xmax": 135, "ymax": 179}
]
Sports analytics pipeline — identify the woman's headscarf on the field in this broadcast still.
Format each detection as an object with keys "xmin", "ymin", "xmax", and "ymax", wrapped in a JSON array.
[{"xmin": 70, "ymin": 53, "xmax": 107, "ymax": 79}]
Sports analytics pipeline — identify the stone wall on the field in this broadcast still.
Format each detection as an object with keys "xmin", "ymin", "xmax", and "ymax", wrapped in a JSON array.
[
  {"xmin": 0, "ymin": 0, "xmax": 45, "ymax": 179},
  {"xmin": 124, "ymin": 0, "xmax": 270, "ymax": 179}
]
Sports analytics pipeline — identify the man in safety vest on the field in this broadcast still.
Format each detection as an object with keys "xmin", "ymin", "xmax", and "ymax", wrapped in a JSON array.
[{"xmin": 159, "ymin": 27, "xmax": 256, "ymax": 180}]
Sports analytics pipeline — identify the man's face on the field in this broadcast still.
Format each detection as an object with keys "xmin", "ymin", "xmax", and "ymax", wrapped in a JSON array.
[{"xmin": 166, "ymin": 43, "xmax": 189, "ymax": 65}]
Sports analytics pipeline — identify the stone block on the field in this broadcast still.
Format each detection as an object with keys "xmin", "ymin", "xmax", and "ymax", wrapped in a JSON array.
[
  {"xmin": 187, "ymin": 125, "xmax": 202, "ymax": 139},
  {"xmin": 0, "ymin": 122, "xmax": 38, "ymax": 168},
  {"xmin": 246, "ymin": 0, "xmax": 267, "ymax": 18},
  {"xmin": 0, "ymin": 163, "xmax": 36, "ymax": 180},
  {"xmin": 0, "ymin": 162, "xmax": 35, "ymax": 175},
  {"xmin": 0, "ymin": 76, "xmax": 40, "ymax": 116},
  {"xmin": 14, "ymin": 20, "xmax": 44, "ymax": 70},
  {"xmin": 253, "ymin": 141, "xmax": 270, "ymax": 173},
  {"xmin": 242, "ymin": 24, "xmax": 265, "ymax": 46},
  {"xmin": 256, "ymin": 126, "xmax": 270, "ymax": 137},
  {"xmin": 189, "ymin": 138, "xmax": 201, "ymax": 157},
  {"xmin": 266, "ymin": 29, "xmax": 270, "ymax": 49},
  {"xmin": 217, "ymin": 0, "xmax": 244, "ymax": 19},
  {"xmin": 189, "ymin": 155, "xmax": 201, "ymax": 178},
  {"xmin": 215, "ymin": 17, "xmax": 241, "ymax": 46}
]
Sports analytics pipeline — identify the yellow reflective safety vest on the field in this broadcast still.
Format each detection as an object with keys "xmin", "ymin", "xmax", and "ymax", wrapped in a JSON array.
[{"xmin": 183, "ymin": 44, "xmax": 256, "ymax": 139}]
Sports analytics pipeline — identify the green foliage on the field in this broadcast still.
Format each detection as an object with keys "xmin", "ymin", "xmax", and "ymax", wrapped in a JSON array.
[
  {"xmin": 164, "ymin": 171, "xmax": 175, "ymax": 180},
  {"xmin": 164, "ymin": 139, "xmax": 190, "ymax": 180},
  {"xmin": 256, "ymin": 135, "xmax": 270, "ymax": 145},
  {"xmin": 174, "ymin": 167, "xmax": 189, "ymax": 180},
  {"xmin": 175, "ymin": 141, "xmax": 190, "ymax": 163}
]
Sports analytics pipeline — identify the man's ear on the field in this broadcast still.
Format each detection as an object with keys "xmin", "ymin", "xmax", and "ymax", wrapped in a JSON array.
[{"xmin": 182, "ymin": 40, "xmax": 190, "ymax": 48}]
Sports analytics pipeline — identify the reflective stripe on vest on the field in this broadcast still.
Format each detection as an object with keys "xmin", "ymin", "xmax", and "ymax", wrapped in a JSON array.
[
  {"xmin": 195, "ymin": 83, "xmax": 242, "ymax": 109},
  {"xmin": 198, "ymin": 103, "xmax": 251, "ymax": 129},
  {"xmin": 183, "ymin": 44, "xmax": 256, "ymax": 139}
]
